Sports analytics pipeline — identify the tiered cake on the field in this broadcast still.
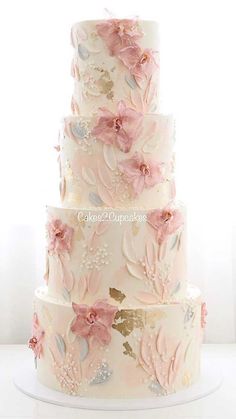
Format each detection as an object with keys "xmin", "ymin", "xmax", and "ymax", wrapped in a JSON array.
[{"xmin": 29, "ymin": 18, "xmax": 207, "ymax": 398}]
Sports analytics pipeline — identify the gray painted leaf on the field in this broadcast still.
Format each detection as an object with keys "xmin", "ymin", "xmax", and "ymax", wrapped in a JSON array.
[
  {"xmin": 78, "ymin": 44, "xmax": 90, "ymax": 60},
  {"xmin": 125, "ymin": 74, "xmax": 139, "ymax": 89},
  {"xmin": 184, "ymin": 305, "xmax": 194, "ymax": 323},
  {"xmin": 89, "ymin": 192, "xmax": 104, "ymax": 206},
  {"xmin": 78, "ymin": 337, "xmax": 89, "ymax": 361},
  {"xmin": 171, "ymin": 282, "xmax": 180, "ymax": 296},
  {"xmin": 170, "ymin": 234, "xmax": 178, "ymax": 250},
  {"xmin": 71, "ymin": 122, "xmax": 87, "ymax": 139},
  {"xmin": 149, "ymin": 380, "xmax": 165, "ymax": 395},
  {"xmin": 62, "ymin": 287, "xmax": 71, "ymax": 302},
  {"xmin": 55, "ymin": 334, "xmax": 66, "ymax": 357},
  {"xmin": 90, "ymin": 362, "xmax": 112, "ymax": 385}
]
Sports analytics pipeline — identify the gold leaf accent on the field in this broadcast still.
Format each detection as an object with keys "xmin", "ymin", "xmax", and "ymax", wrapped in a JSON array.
[
  {"xmin": 112, "ymin": 309, "xmax": 144, "ymax": 337},
  {"xmin": 123, "ymin": 341, "xmax": 136, "ymax": 359},
  {"xmin": 109, "ymin": 288, "xmax": 126, "ymax": 303},
  {"xmin": 182, "ymin": 372, "xmax": 192, "ymax": 387},
  {"xmin": 132, "ymin": 221, "xmax": 140, "ymax": 236},
  {"xmin": 144, "ymin": 310, "xmax": 167, "ymax": 328}
]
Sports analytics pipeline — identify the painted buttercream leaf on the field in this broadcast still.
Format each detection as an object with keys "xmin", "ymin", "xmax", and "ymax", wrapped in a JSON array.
[
  {"xmin": 125, "ymin": 74, "xmax": 139, "ymax": 89},
  {"xmin": 55, "ymin": 334, "xmax": 66, "ymax": 358},
  {"xmin": 112, "ymin": 309, "xmax": 144, "ymax": 337},
  {"xmin": 90, "ymin": 362, "xmax": 112, "ymax": 385},
  {"xmin": 126, "ymin": 262, "xmax": 144, "ymax": 280},
  {"xmin": 71, "ymin": 121, "xmax": 87, "ymax": 139},
  {"xmin": 89, "ymin": 192, "xmax": 104, "ymax": 206},
  {"xmin": 66, "ymin": 317, "xmax": 77, "ymax": 344},
  {"xmin": 81, "ymin": 167, "xmax": 96, "ymax": 185},
  {"xmin": 184, "ymin": 305, "xmax": 195, "ymax": 323},
  {"xmin": 177, "ymin": 232, "xmax": 182, "ymax": 251},
  {"xmin": 97, "ymin": 183, "xmax": 114, "ymax": 206},
  {"xmin": 109, "ymin": 287, "xmax": 126, "ymax": 303},
  {"xmin": 122, "ymin": 230, "xmax": 137, "ymax": 263},
  {"xmin": 184, "ymin": 339, "xmax": 194, "ymax": 362},
  {"xmin": 171, "ymin": 281, "xmax": 180, "ymax": 296},
  {"xmin": 172, "ymin": 343, "xmax": 184, "ymax": 377},
  {"xmin": 62, "ymin": 287, "xmax": 71, "ymax": 302},
  {"xmin": 95, "ymin": 221, "xmax": 110, "ymax": 235},
  {"xmin": 103, "ymin": 144, "xmax": 117, "ymax": 171},
  {"xmin": 135, "ymin": 291, "xmax": 159, "ymax": 305},
  {"xmin": 145, "ymin": 238, "xmax": 157, "ymax": 267},
  {"xmin": 71, "ymin": 25, "xmax": 87, "ymax": 48},
  {"xmin": 78, "ymin": 336, "xmax": 89, "ymax": 361},
  {"xmin": 78, "ymin": 44, "xmax": 90, "ymax": 60},
  {"xmin": 88, "ymin": 271, "xmax": 101, "ymax": 295},
  {"xmin": 97, "ymin": 164, "xmax": 113, "ymax": 189},
  {"xmin": 170, "ymin": 234, "xmax": 178, "ymax": 250},
  {"xmin": 60, "ymin": 258, "xmax": 74, "ymax": 292},
  {"xmin": 59, "ymin": 177, "xmax": 66, "ymax": 201},
  {"xmin": 123, "ymin": 341, "xmax": 136, "ymax": 359},
  {"xmin": 149, "ymin": 380, "xmax": 165, "ymax": 395},
  {"xmin": 78, "ymin": 275, "xmax": 87, "ymax": 300}
]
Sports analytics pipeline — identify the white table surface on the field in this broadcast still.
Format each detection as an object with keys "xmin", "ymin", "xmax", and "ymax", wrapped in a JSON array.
[{"xmin": 0, "ymin": 344, "xmax": 236, "ymax": 419}]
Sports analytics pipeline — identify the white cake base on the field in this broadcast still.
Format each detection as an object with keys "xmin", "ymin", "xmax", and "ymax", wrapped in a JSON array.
[{"xmin": 14, "ymin": 356, "xmax": 222, "ymax": 410}]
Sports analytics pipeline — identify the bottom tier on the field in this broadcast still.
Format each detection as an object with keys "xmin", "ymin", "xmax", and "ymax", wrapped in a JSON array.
[{"xmin": 31, "ymin": 286, "xmax": 203, "ymax": 398}]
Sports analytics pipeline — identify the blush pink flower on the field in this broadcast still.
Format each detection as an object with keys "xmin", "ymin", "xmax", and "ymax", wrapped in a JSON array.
[
  {"xmin": 47, "ymin": 219, "xmax": 74, "ymax": 255},
  {"xmin": 92, "ymin": 101, "xmax": 143, "ymax": 153},
  {"xmin": 201, "ymin": 302, "xmax": 208, "ymax": 328},
  {"xmin": 119, "ymin": 45, "xmax": 157, "ymax": 80},
  {"xmin": 147, "ymin": 206, "xmax": 184, "ymax": 244},
  {"xmin": 28, "ymin": 313, "xmax": 45, "ymax": 359},
  {"xmin": 118, "ymin": 152, "xmax": 164, "ymax": 196},
  {"xmin": 96, "ymin": 19, "xmax": 143, "ymax": 56},
  {"xmin": 71, "ymin": 300, "xmax": 118, "ymax": 345}
]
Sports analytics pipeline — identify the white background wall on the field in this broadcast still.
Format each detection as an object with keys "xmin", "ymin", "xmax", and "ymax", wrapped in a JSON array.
[{"xmin": 0, "ymin": 0, "xmax": 235, "ymax": 343}]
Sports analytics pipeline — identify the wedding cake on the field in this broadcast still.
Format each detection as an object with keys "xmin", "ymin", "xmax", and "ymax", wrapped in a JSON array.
[{"xmin": 28, "ymin": 18, "xmax": 207, "ymax": 398}]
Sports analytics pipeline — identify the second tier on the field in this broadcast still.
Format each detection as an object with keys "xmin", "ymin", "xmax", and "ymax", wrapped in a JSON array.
[
  {"xmin": 58, "ymin": 112, "xmax": 175, "ymax": 209},
  {"xmin": 45, "ymin": 204, "xmax": 187, "ymax": 305}
]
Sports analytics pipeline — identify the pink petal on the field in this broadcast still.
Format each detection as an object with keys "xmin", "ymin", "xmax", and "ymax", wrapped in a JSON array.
[
  {"xmin": 119, "ymin": 45, "xmax": 141, "ymax": 70},
  {"xmin": 92, "ymin": 322, "xmax": 111, "ymax": 345}
]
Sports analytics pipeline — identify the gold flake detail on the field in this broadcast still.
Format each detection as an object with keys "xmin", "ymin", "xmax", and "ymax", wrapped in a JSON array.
[
  {"xmin": 109, "ymin": 288, "xmax": 126, "ymax": 303},
  {"xmin": 123, "ymin": 341, "xmax": 136, "ymax": 359}
]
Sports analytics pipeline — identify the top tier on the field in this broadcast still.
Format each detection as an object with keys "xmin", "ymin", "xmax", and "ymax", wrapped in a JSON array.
[{"xmin": 71, "ymin": 19, "xmax": 160, "ymax": 116}]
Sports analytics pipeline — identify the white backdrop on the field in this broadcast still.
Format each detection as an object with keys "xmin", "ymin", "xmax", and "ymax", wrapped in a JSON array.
[{"xmin": 0, "ymin": 0, "xmax": 235, "ymax": 344}]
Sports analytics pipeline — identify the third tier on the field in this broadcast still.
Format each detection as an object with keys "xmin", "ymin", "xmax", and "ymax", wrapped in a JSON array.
[
  {"xmin": 45, "ymin": 205, "xmax": 186, "ymax": 305},
  {"xmin": 58, "ymin": 112, "xmax": 175, "ymax": 209}
]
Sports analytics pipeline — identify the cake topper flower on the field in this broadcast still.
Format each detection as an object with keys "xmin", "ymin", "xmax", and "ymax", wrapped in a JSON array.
[
  {"xmin": 28, "ymin": 313, "xmax": 45, "ymax": 362},
  {"xmin": 47, "ymin": 219, "xmax": 74, "ymax": 255},
  {"xmin": 96, "ymin": 19, "xmax": 143, "ymax": 56},
  {"xmin": 92, "ymin": 100, "xmax": 143, "ymax": 153},
  {"xmin": 71, "ymin": 300, "xmax": 118, "ymax": 345},
  {"xmin": 119, "ymin": 45, "xmax": 157, "ymax": 80},
  {"xmin": 118, "ymin": 152, "xmax": 164, "ymax": 196},
  {"xmin": 201, "ymin": 302, "xmax": 208, "ymax": 328},
  {"xmin": 147, "ymin": 206, "xmax": 184, "ymax": 244}
]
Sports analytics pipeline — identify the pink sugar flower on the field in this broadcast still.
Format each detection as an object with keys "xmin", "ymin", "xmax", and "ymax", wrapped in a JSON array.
[
  {"xmin": 201, "ymin": 302, "xmax": 208, "ymax": 328},
  {"xmin": 96, "ymin": 19, "xmax": 143, "ymax": 56},
  {"xmin": 92, "ymin": 101, "xmax": 143, "ymax": 153},
  {"xmin": 119, "ymin": 45, "xmax": 157, "ymax": 80},
  {"xmin": 28, "ymin": 313, "xmax": 45, "ymax": 359},
  {"xmin": 147, "ymin": 206, "xmax": 184, "ymax": 244},
  {"xmin": 71, "ymin": 300, "xmax": 118, "ymax": 345},
  {"xmin": 47, "ymin": 219, "xmax": 74, "ymax": 255},
  {"xmin": 118, "ymin": 152, "xmax": 164, "ymax": 196}
]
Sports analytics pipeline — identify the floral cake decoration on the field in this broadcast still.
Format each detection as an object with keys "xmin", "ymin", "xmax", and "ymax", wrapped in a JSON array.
[{"xmin": 28, "ymin": 313, "xmax": 45, "ymax": 366}]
